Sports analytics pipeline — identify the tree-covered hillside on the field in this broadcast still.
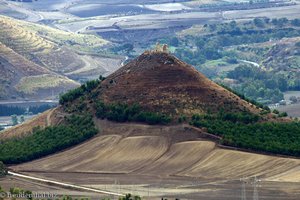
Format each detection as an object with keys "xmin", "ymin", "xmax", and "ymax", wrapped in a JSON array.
[{"xmin": 156, "ymin": 18, "xmax": 300, "ymax": 104}]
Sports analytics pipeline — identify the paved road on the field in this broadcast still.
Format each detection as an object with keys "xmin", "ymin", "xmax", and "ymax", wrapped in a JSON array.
[
  {"xmin": 121, "ymin": 56, "xmax": 129, "ymax": 67},
  {"xmin": 8, "ymin": 171, "xmax": 125, "ymax": 197}
]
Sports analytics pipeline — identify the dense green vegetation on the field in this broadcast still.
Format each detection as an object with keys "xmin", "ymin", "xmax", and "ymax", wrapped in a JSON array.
[
  {"xmin": 0, "ymin": 114, "xmax": 98, "ymax": 164},
  {"xmin": 190, "ymin": 112, "xmax": 300, "ymax": 156},
  {"xmin": 111, "ymin": 43, "xmax": 134, "ymax": 54},
  {"xmin": 95, "ymin": 101, "xmax": 171, "ymax": 125},
  {"xmin": 119, "ymin": 194, "xmax": 141, "ymax": 200},
  {"xmin": 226, "ymin": 65, "xmax": 286, "ymax": 103},
  {"xmin": 0, "ymin": 104, "xmax": 54, "ymax": 116},
  {"xmin": 59, "ymin": 79, "xmax": 100, "ymax": 104},
  {"xmin": 219, "ymin": 83, "xmax": 270, "ymax": 111}
]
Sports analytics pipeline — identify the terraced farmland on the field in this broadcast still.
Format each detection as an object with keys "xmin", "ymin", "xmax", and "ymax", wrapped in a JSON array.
[
  {"xmin": 0, "ymin": 15, "xmax": 108, "ymax": 54},
  {"xmin": 0, "ymin": 15, "xmax": 121, "ymax": 100},
  {"xmin": 0, "ymin": 16, "xmax": 55, "ymax": 55}
]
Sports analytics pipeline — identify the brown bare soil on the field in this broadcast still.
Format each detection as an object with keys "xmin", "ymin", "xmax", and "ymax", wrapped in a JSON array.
[
  {"xmin": 5, "ymin": 120, "xmax": 300, "ymax": 199},
  {"xmin": 12, "ymin": 120, "xmax": 300, "ymax": 183},
  {"xmin": 86, "ymin": 51, "xmax": 262, "ymax": 118}
]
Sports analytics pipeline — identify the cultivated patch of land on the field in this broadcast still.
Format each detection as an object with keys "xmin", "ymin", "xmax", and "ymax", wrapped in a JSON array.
[
  {"xmin": 4, "ymin": 120, "xmax": 300, "ymax": 199},
  {"xmin": 0, "ymin": 15, "xmax": 122, "ymax": 100}
]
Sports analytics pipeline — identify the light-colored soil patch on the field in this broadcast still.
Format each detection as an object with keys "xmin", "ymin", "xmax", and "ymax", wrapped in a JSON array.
[
  {"xmin": 16, "ymin": 74, "xmax": 79, "ymax": 94},
  {"xmin": 11, "ymin": 120, "xmax": 300, "ymax": 183},
  {"xmin": 143, "ymin": 3, "xmax": 191, "ymax": 12}
]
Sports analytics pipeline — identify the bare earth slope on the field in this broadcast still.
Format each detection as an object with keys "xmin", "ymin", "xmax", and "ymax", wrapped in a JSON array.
[
  {"xmin": 12, "ymin": 120, "xmax": 300, "ymax": 183},
  {"xmin": 7, "ymin": 120, "xmax": 300, "ymax": 199},
  {"xmin": 95, "ymin": 51, "xmax": 261, "ymax": 117}
]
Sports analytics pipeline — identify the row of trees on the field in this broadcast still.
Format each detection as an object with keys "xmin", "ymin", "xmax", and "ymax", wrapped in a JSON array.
[
  {"xmin": 95, "ymin": 101, "xmax": 172, "ymax": 125},
  {"xmin": 190, "ymin": 113, "xmax": 300, "ymax": 157},
  {"xmin": 0, "ymin": 114, "xmax": 98, "ymax": 164}
]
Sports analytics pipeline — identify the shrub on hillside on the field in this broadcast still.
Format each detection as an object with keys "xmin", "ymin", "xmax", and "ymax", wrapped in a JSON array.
[{"xmin": 95, "ymin": 101, "xmax": 171, "ymax": 125}]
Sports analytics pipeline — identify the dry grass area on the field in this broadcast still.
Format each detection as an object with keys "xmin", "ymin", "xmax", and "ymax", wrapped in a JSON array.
[
  {"xmin": 0, "ymin": 15, "xmax": 85, "ymax": 73},
  {"xmin": 0, "ymin": 15, "xmax": 55, "ymax": 54},
  {"xmin": 25, "ymin": 20, "xmax": 108, "ymax": 53},
  {"xmin": 177, "ymin": 24, "xmax": 207, "ymax": 37},
  {"xmin": 16, "ymin": 74, "xmax": 79, "ymax": 94},
  {"xmin": 0, "ymin": 15, "xmax": 108, "ymax": 53},
  {"xmin": 0, "ymin": 109, "xmax": 51, "ymax": 141},
  {"xmin": 0, "ymin": 107, "xmax": 65, "ymax": 141},
  {"xmin": 0, "ymin": 42, "xmax": 50, "ymax": 76},
  {"xmin": 0, "ymin": 41, "xmax": 79, "ymax": 99}
]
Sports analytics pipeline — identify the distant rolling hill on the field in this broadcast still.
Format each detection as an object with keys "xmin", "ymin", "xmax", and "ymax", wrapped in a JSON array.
[
  {"xmin": 0, "ymin": 41, "xmax": 78, "ymax": 99},
  {"xmin": 0, "ymin": 15, "xmax": 121, "ymax": 100},
  {"xmin": 262, "ymin": 37, "xmax": 300, "ymax": 72}
]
